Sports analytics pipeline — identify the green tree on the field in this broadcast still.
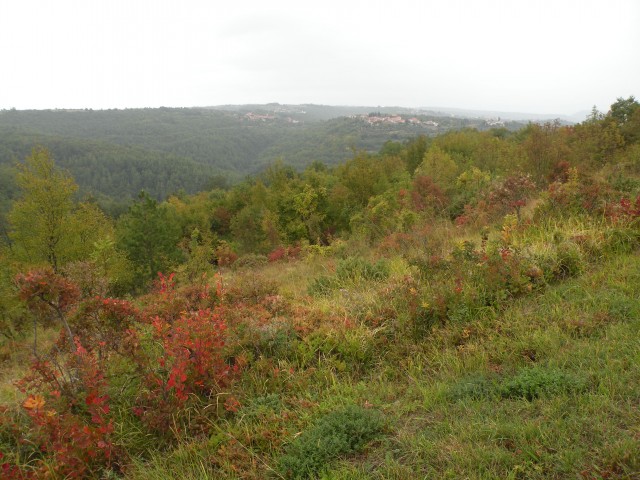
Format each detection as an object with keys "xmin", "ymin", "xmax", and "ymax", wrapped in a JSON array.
[
  {"xmin": 293, "ymin": 183, "xmax": 327, "ymax": 243},
  {"xmin": 609, "ymin": 96, "xmax": 639, "ymax": 126},
  {"xmin": 521, "ymin": 122, "xmax": 571, "ymax": 182},
  {"xmin": 116, "ymin": 191, "xmax": 183, "ymax": 284},
  {"xmin": 230, "ymin": 204, "xmax": 268, "ymax": 253},
  {"xmin": 609, "ymin": 96, "xmax": 640, "ymax": 144},
  {"xmin": 402, "ymin": 135, "xmax": 429, "ymax": 173},
  {"xmin": 415, "ymin": 145, "xmax": 459, "ymax": 188},
  {"xmin": 8, "ymin": 147, "xmax": 109, "ymax": 271}
]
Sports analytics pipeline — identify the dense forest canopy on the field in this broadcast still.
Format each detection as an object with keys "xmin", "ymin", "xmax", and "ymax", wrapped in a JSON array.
[{"xmin": 0, "ymin": 105, "xmax": 531, "ymax": 203}]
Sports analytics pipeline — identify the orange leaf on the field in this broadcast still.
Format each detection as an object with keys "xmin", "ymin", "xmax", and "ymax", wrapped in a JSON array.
[{"xmin": 23, "ymin": 395, "xmax": 45, "ymax": 410}]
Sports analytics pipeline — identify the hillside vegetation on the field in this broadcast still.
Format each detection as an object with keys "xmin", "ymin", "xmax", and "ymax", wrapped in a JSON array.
[{"xmin": 0, "ymin": 97, "xmax": 639, "ymax": 479}]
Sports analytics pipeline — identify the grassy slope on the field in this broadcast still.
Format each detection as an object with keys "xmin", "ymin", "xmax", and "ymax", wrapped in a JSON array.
[
  {"xmin": 2, "ymin": 213, "xmax": 638, "ymax": 478},
  {"xmin": 119, "ymin": 239, "xmax": 640, "ymax": 479},
  {"xmin": 326, "ymin": 252, "xmax": 640, "ymax": 479}
]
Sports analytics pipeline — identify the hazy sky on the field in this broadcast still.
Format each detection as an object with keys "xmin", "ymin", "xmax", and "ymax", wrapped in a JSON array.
[{"xmin": 1, "ymin": 0, "xmax": 638, "ymax": 115}]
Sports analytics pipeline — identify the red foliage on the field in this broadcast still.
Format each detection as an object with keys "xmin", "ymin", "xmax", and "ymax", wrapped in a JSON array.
[
  {"xmin": 268, "ymin": 245, "xmax": 302, "ymax": 262},
  {"xmin": 487, "ymin": 174, "xmax": 536, "ymax": 217},
  {"xmin": 0, "ymin": 451, "xmax": 30, "ymax": 480},
  {"xmin": 16, "ymin": 268, "xmax": 80, "ymax": 317},
  {"xmin": 548, "ymin": 160, "xmax": 571, "ymax": 183},
  {"xmin": 410, "ymin": 175, "xmax": 447, "ymax": 212},
  {"xmin": 6, "ymin": 269, "xmax": 241, "ymax": 472},
  {"xmin": 70, "ymin": 296, "xmax": 141, "ymax": 358},
  {"xmin": 141, "ymin": 272, "xmax": 217, "ymax": 322},
  {"xmin": 135, "ymin": 306, "xmax": 239, "ymax": 432},
  {"xmin": 606, "ymin": 196, "xmax": 640, "ymax": 223},
  {"xmin": 268, "ymin": 246, "xmax": 287, "ymax": 262},
  {"xmin": 455, "ymin": 214, "xmax": 470, "ymax": 226},
  {"xmin": 378, "ymin": 232, "xmax": 415, "ymax": 254},
  {"xmin": 215, "ymin": 243, "xmax": 238, "ymax": 267},
  {"xmin": 7, "ymin": 340, "xmax": 121, "ymax": 478}
]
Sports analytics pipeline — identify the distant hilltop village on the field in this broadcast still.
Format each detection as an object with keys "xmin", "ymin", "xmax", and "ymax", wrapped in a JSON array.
[
  {"xmin": 239, "ymin": 107, "xmax": 508, "ymax": 129},
  {"xmin": 241, "ymin": 110, "xmax": 442, "ymax": 127},
  {"xmin": 352, "ymin": 114, "xmax": 439, "ymax": 127},
  {"xmin": 244, "ymin": 112, "xmax": 300, "ymax": 123}
]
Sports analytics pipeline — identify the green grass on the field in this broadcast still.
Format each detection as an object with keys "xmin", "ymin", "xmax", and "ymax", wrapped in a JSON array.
[
  {"xmin": 3, "ymin": 218, "xmax": 640, "ymax": 479},
  {"xmin": 329, "ymin": 251, "xmax": 640, "ymax": 479},
  {"xmin": 231, "ymin": 246, "xmax": 640, "ymax": 479}
]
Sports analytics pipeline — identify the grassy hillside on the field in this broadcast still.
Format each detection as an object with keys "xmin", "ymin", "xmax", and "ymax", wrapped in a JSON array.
[
  {"xmin": 0, "ymin": 97, "xmax": 638, "ymax": 478},
  {"xmin": 1, "ymin": 200, "xmax": 639, "ymax": 479},
  {"xmin": 124, "ymin": 241, "xmax": 640, "ymax": 479}
]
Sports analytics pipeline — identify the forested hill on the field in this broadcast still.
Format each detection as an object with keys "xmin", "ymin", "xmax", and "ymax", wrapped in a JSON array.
[{"xmin": 0, "ymin": 106, "xmax": 529, "ymax": 201}]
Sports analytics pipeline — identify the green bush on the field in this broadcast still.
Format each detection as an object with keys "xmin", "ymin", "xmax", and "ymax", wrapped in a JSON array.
[
  {"xmin": 308, "ymin": 257, "xmax": 389, "ymax": 297},
  {"xmin": 241, "ymin": 394, "xmax": 283, "ymax": 420},
  {"xmin": 553, "ymin": 241, "xmax": 585, "ymax": 279},
  {"xmin": 499, "ymin": 367, "xmax": 587, "ymax": 401},
  {"xmin": 292, "ymin": 327, "xmax": 376, "ymax": 373},
  {"xmin": 603, "ymin": 227, "xmax": 640, "ymax": 253},
  {"xmin": 336, "ymin": 257, "xmax": 390, "ymax": 283},
  {"xmin": 278, "ymin": 405, "xmax": 385, "ymax": 479},
  {"xmin": 233, "ymin": 253, "xmax": 268, "ymax": 269},
  {"xmin": 307, "ymin": 275, "xmax": 340, "ymax": 297},
  {"xmin": 254, "ymin": 322, "xmax": 298, "ymax": 358}
]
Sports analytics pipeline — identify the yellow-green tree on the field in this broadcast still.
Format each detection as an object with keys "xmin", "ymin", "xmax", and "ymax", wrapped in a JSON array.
[
  {"xmin": 9, "ymin": 147, "xmax": 111, "ymax": 272},
  {"xmin": 9, "ymin": 148, "xmax": 76, "ymax": 271},
  {"xmin": 415, "ymin": 145, "xmax": 459, "ymax": 188}
]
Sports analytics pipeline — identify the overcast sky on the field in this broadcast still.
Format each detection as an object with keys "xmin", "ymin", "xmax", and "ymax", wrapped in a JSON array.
[{"xmin": 1, "ymin": 0, "xmax": 638, "ymax": 115}]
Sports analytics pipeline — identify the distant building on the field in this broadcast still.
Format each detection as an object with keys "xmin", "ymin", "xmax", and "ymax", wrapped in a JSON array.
[
  {"xmin": 359, "ymin": 114, "xmax": 406, "ymax": 125},
  {"xmin": 245, "ymin": 112, "xmax": 276, "ymax": 121},
  {"xmin": 485, "ymin": 118, "xmax": 505, "ymax": 127}
]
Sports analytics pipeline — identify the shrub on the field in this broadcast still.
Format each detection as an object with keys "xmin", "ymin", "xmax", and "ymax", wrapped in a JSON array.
[
  {"xmin": 292, "ymin": 327, "xmax": 376, "ymax": 373},
  {"xmin": 499, "ymin": 367, "xmax": 587, "ymax": 400},
  {"xmin": 16, "ymin": 269, "xmax": 80, "ymax": 326},
  {"xmin": 336, "ymin": 257, "xmax": 390, "ymax": 283},
  {"xmin": 553, "ymin": 241, "xmax": 585, "ymax": 280},
  {"xmin": 268, "ymin": 245, "xmax": 303, "ymax": 262},
  {"xmin": 278, "ymin": 405, "xmax": 385, "ymax": 479},
  {"xmin": 233, "ymin": 253, "xmax": 268, "ymax": 270},
  {"xmin": 241, "ymin": 394, "xmax": 283, "ymax": 420},
  {"xmin": 307, "ymin": 257, "xmax": 389, "ymax": 297},
  {"xmin": 238, "ymin": 320, "xmax": 297, "ymax": 360},
  {"xmin": 215, "ymin": 241, "xmax": 237, "ymax": 267},
  {"xmin": 3, "ymin": 340, "xmax": 123, "ymax": 479},
  {"xmin": 307, "ymin": 275, "xmax": 340, "ymax": 297},
  {"xmin": 473, "ymin": 247, "xmax": 536, "ymax": 306},
  {"xmin": 135, "ymin": 307, "xmax": 239, "ymax": 433}
]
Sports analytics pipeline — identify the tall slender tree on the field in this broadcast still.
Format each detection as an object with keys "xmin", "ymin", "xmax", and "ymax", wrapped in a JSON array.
[{"xmin": 9, "ymin": 147, "xmax": 77, "ymax": 271}]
